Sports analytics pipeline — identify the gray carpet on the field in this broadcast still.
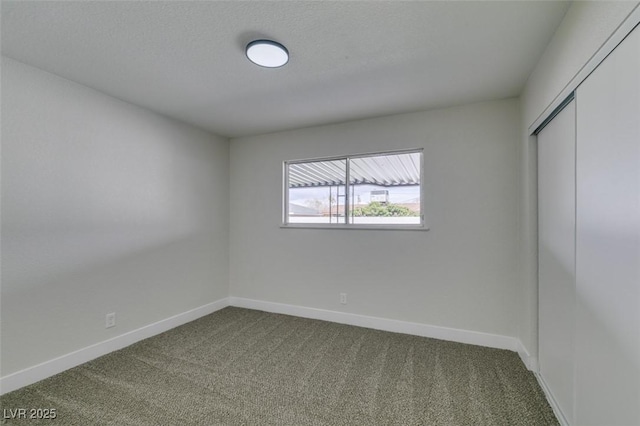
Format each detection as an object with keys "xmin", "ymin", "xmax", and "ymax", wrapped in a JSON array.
[{"xmin": 0, "ymin": 307, "xmax": 558, "ymax": 425}]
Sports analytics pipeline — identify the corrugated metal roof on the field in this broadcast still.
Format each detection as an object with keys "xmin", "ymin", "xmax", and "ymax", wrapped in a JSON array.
[
  {"xmin": 289, "ymin": 159, "xmax": 346, "ymax": 188},
  {"xmin": 288, "ymin": 152, "xmax": 420, "ymax": 188}
]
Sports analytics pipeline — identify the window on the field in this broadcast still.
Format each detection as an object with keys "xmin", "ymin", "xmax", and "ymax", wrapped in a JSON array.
[{"xmin": 283, "ymin": 149, "xmax": 424, "ymax": 229}]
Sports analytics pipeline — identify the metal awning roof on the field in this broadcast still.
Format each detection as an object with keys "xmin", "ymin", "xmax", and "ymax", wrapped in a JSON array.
[{"xmin": 288, "ymin": 152, "xmax": 420, "ymax": 188}]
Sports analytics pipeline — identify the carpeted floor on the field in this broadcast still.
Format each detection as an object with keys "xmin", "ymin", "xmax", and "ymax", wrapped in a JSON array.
[{"xmin": 0, "ymin": 307, "xmax": 558, "ymax": 425}]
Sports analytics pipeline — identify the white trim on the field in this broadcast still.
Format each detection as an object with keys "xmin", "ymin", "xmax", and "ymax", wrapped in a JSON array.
[
  {"xmin": 280, "ymin": 224, "xmax": 429, "ymax": 231},
  {"xmin": 517, "ymin": 340, "xmax": 539, "ymax": 372},
  {"xmin": 535, "ymin": 372, "xmax": 571, "ymax": 426},
  {"xmin": 0, "ymin": 298, "xmax": 230, "ymax": 395},
  {"xmin": 284, "ymin": 147, "xmax": 424, "ymax": 165},
  {"xmin": 528, "ymin": 4, "xmax": 640, "ymax": 134},
  {"xmin": 229, "ymin": 297, "xmax": 518, "ymax": 352}
]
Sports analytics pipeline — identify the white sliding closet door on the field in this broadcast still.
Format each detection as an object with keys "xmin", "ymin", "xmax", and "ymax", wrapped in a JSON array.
[
  {"xmin": 575, "ymin": 25, "xmax": 640, "ymax": 425},
  {"xmin": 538, "ymin": 100, "xmax": 576, "ymax": 425}
]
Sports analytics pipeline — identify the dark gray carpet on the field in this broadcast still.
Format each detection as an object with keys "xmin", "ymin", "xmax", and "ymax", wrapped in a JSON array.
[{"xmin": 0, "ymin": 307, "xmax": 558, "ymax": 425}]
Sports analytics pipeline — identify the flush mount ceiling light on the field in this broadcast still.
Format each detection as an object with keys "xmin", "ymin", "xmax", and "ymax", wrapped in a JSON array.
[{"xmin": 246, "ymin": 39, "xmax": 289, "ymax": 68}]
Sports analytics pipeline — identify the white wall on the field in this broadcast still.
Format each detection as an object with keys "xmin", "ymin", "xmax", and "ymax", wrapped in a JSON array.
[
  {"xmin": 518, "ymin": 1, "xmax": 639, "ymax": 361},
  {"xmin": 230, "ymin": 99, "xmax": 521, "ymax": 339},
  {"xmin": 1, "ymin": 57, "xmax": 230, "ymax": 376}
]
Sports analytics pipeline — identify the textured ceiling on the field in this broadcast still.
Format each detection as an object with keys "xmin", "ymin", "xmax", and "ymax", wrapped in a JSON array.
[{"xmin": 1, "ymin": 1, "xmax": 570, "ymax": 138}]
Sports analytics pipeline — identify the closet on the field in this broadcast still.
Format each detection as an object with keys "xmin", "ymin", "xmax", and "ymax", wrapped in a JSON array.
[{"xmin": 537, "ymin": 24, "xmax": 639, "ymax": 426}]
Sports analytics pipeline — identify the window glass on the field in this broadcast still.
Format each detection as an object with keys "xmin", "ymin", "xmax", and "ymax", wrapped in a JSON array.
[
  {"xmin": 288, "ymin": 159, "xmax": 346, "ymax": 224},
  {"xmin": 284, "ymin": 150, "xmax": 423, "ymax": 228},
  {"xmin": 349, "ymin": 152, "xmax": 421, "ymax": 225}
]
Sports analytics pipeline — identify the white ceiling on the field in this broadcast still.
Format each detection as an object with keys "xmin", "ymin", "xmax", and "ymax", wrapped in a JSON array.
[{"xmin": 1, "ymin": 1, "xmax": 570, "ymax": 138}]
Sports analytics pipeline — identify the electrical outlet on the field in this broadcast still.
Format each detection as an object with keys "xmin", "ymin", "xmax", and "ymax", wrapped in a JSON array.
[
  {"xmin": 105, "ymin": 312, "xmax": 116, "ymax": 328},
  {"xmin": 340, "ymin": 293, "xmax": 347, "ymax": 305}
]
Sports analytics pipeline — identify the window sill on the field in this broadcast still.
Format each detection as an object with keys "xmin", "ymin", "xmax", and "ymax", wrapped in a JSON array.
[{"xmin": 280, "ymin": 224, "xmax": 430, "ymax": 231}]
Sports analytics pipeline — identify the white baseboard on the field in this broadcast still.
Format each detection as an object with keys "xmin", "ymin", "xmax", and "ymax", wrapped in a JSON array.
[
  {"xmin": 535, "ymin": 372, "xmax": 570, "ymax": 426},
  {"xmin": 516, "ymin": 340, "xmax": 539, "ymax": 372},
  {"xmin": 2, "ymin": 296, "xmax": 535, "ymax": 395},
  {"xmin": 0, "ymin": 298, "xmax": 230, "ymax": 395},
  {"xmin": 229, "ymin": 297, "xmax": 519, "ymax": 352}
]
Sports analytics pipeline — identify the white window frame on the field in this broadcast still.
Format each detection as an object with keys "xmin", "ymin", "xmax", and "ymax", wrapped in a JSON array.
[{"xmin": 282, "ymin": 148, "xmax": 427, "ymax": 231}]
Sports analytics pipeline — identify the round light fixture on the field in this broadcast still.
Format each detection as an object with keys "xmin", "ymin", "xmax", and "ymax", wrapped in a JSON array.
[{"xmin": 246, "ymin": 39, "xmax": 289, "ymax": 68}]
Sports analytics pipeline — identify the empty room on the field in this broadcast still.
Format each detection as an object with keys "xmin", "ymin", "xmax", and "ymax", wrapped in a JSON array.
[{"xmin": 1, "ymin": 1, "xmax": 639, "ymax": 425}]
